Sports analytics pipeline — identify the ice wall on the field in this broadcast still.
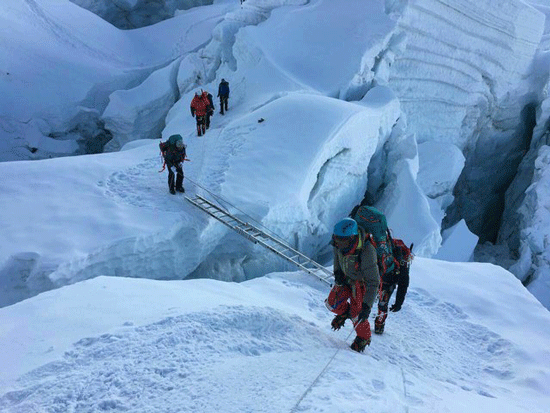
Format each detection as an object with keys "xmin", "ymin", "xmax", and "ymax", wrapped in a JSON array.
[
  {"xmin": 510, "ymin": 145, "xmax": 550, "ymax": 309},
  {"xmin": 388, "ymin": 0, "xmax": 544, "ymax": 147},
  {"xmin": 499, "ymin": 59, "xmax": 550, "ymax": 308},
  {"xmin": 384, "ymin": 0, "xmax": 544, "ymax": 242}
]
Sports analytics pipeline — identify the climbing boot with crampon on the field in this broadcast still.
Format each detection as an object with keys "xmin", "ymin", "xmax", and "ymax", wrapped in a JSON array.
[
  {"xmin": 350, "ymin": 336, "xmax": 370, "ymax": 353},
  {"xmin": 374, "ymin": 319, "xmax": 385, "ymax": 335},
  {"xmin": 374, "ymin": 312, "xmax": 387, "ymax": 335}
]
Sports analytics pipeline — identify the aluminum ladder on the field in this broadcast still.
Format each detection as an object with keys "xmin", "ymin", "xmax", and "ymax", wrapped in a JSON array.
[{"xmin": 185, "ymin": 194, "xmax": 333, "ymax": 285}]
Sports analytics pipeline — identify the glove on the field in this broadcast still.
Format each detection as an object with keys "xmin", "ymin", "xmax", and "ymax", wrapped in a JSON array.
[
  {"xmin": 390, "ymin": 304, "xmax": 402, "ymax": 312},
  {"xmin": 331, "ymin": 312, "xmax": 348, "ymax": 331},
  {"xmin": 334, "ymin": 269, "xmax": 346, "ymax": 285}
]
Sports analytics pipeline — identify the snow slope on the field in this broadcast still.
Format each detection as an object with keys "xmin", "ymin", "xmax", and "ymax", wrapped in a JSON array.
[{"xmin": 1, "ymin": 259, "xmax": 549, "ymax": 412}]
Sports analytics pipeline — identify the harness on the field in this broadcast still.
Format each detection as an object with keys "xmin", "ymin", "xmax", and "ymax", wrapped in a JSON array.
[{"xmin": 158, "ymin": 147, "xmax": 190, "ymax": 172}]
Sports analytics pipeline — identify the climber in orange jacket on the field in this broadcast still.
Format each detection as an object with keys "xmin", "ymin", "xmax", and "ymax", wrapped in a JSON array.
[{"xmin": 190, "ymin": 90, "xmax": 209, "ymax": 136}]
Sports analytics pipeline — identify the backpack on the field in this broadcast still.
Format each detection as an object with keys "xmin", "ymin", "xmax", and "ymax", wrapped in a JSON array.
[
  {"xmin": 169, "ymin": 134, "xmax": 183, "ymax": 147},
  {"xmin": 207, "ymin": 93, "xmax": 214, "ymax": 111},
  {"xmin": 219, "ymin": 80, "xmax": 229, "ymax": 97},
  {"xmin": 391, "ymin": 238, "xmax": 413, "ymax": 270},
  {"xmin": 353, "ymin": 205, "xmax": 397, "ymax": 277},
  {"xmin": 159, "ymin": 134, "xmax": 186, "ymax": 164}
]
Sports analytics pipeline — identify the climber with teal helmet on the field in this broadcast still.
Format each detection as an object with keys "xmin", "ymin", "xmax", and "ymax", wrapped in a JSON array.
[
  {"xmin": 325, "ymin": 217, "xmax": 380, "ymax": 352},
  {"xmin": 159, "ymin": 134, "xmax": 187, "ymax": 194}
]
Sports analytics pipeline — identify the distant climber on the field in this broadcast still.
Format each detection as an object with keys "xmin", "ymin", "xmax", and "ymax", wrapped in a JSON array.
[
  {"xmin": 190, "ymin": 90, "xmax": 209, "ymax": 136},
  {"xmin": 159, "ymin": 134, "xmax": 187, "ymax": 195},
  {"xmin": 203, "ymin": 90, "xmax": 215, "ymax": 129},
  {"xmin": 325, "ymin": 218, "xmax": 380, "ymax": 353},
  {"xmin": 218, "ymin": 79, "xmax": 230, "ymax": 115}
]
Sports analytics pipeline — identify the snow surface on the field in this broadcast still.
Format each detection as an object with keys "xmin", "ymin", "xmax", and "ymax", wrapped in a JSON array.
[
  {"xmin": 1, "ymin": 0, "xmax": 550, "ymax": 411},
  {"xmin": 1, "ymin": 261, "xmax": 550, "ymax": 412},
  {"xmin": 3, "ymin": 0, "xmax": 550, "ymax": 308}
]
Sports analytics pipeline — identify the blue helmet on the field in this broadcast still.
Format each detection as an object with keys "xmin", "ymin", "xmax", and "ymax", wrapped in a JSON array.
[{"xmin": 333, "ymin": 218, "xmax": 358, "ymax": 237}]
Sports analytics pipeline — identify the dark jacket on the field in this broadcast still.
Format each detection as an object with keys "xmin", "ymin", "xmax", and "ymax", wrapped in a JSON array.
[
  {"xmin": 206, "ymin": 93, "xmax": 215, "ymax": 112},
  {"xmin": 218, "ymin": 80, "xmax": 229, "ymax": 97}
]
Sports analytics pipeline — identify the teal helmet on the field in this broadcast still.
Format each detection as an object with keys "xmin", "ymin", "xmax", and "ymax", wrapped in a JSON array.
[{"xmin": 333, "ymin": 218, "xmax": 358, "ymax": 237}]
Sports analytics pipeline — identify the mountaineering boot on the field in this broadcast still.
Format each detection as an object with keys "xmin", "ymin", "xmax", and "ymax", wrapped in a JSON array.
[
  {"xmin": 350, "ymin": 336, "xmax": 370, "ymax": 353},
  {"xmin": 169, "ymin": 187, "xmax": 176, "ymax": 195},
  {"xmin": 176, "ymin": 174, "xmax": 184, "ymax": 192},
  {"xmin": 374, "ymin": 320, "xmax": 385, "ymax": 335},
  {"xmin": 374, "ymin": 312, "xmax": 387, "ymax": 335}
]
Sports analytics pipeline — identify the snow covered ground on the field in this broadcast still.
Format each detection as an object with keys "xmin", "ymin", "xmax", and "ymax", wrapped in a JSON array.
[
  {"xmin": 2, "ymin": 0, "xmax": 550, "ymax": 307},
  {"xmin": 1, "ymin": 260, "xmax": 550, "ymax": 412},
  {"xmin": 1, "ymin": 0, "xmax": 550, "ymax": 411}
]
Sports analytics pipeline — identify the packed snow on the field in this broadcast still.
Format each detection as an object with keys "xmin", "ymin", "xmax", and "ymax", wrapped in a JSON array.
[
  {"xmin": 1, "ymin": 261, "xmax": 550, "ymax": 412},
  {"xmin": 1, "ymin": 0, "xmax": 550, "ymax": 411}
]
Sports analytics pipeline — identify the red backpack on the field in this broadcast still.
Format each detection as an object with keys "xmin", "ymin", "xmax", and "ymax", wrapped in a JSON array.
[{"xmin": 391, "ymin": 238, "xmax": 413, "ymax": 271}]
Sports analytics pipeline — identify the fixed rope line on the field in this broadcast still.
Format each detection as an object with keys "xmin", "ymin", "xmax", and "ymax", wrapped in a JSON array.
[
  {"xmin": 184, "ymin": 178, "xmax": 348, "ymax": 409},
  {"xmin": 290, "ymin": 329, "xmax": 354, "ymax": 413},
  {"xmin": 185, "ymin": 176, "xmax": 235, "ymax": 214}
]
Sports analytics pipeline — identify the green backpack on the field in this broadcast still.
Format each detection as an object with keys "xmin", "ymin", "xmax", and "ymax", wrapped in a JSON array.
[
  {"xmin": 159, "ymin": 134, "xmax": 186, "ymax": 165},
  {"xmin": 353, "ymin": 205, "xmax": 396, "ymax": 277},
  {"xmin": 168, "ymin": 134, "xmax": 183, "ymax": 147}
]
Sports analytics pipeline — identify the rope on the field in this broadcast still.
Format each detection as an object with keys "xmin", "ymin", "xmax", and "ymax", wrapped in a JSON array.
[
  {"xmin": 290, "ymin": 329, "xmax": 354, "ymax": 413},
  {"xmin": 183, "ymin": 177, "xmax": 349, "ymax": 412}
]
